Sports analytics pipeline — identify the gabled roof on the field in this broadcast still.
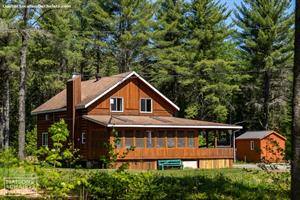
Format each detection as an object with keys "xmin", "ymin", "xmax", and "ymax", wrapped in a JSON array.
[
  {"xmin": 236, "ymin": 130, "xmax": 286, "ymax": 140},
  {"xmin": 82, "ymin": 115, "xmax": 243, "ymax": 129},
  {"xmin": 32, "ymin": 71, "xmax": 180, "ymax": 115}
]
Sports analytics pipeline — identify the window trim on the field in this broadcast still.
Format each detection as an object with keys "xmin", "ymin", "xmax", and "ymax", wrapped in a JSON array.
[
  {"xmin": 140, "ymin": 98, "xmax": 153, "ymax": 113},
  {"xmin": 42, "ymin": 132, "xmax": 48, "ymax": 147},
  {"xmin": 81, "ymin": 132, "xmax": 86, "ymax": 144},
  {"xmin": 110, "ymin": 97, "xmax": 124, "ymax": 112},
  {"xmin": 250, "ymin": 140, "xmax": 254, "ymax": 150}
]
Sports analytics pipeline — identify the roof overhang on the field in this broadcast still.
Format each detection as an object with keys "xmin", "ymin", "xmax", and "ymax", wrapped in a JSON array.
[
  {"xmin": 76, "ymin": 71, "xmax": 180, "ymax": 111},
  {"xmin": 31, "ymin": 108, "xmax": 66, "ymax": 115},
  {"xmin": 82, "ymin": 115, "xmax": 243, "ymax": 130},
  {"xmin": 107, "ymin": 124, "xmax": 243, "ymax": 129}
]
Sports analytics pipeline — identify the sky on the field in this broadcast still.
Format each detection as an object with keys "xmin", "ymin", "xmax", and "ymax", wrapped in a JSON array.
[{"xmin": 221, "ymin": 0, "xmax": 295, "ymax": 24}]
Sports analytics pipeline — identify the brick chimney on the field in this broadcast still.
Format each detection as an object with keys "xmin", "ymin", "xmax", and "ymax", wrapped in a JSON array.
[{"xmin": 66, "ymin": 75, "xmax": 81, "ymax": 147}]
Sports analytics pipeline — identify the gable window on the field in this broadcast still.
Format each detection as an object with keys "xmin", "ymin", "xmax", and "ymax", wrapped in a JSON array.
[
  {"xmin": 42, "ymin": 132, "xmax": 48, "ymax": 147},
  {"xmin": 110, "ymin": 97, "xmax": 123, "ymax": 112},
  {"xmin": 250, "ymin": 141, "xmax": 254, "ymax": 150},
  {"xmin": 140, "ymin": 98, "xmax": 152, "ymax": 113},
  {"xmin": 81, "ymin": 132, "xmax": 86, "ymax": 144}
]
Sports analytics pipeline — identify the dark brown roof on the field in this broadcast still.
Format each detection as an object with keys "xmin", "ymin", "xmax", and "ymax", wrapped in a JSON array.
[
  {"xmin": 32, "ymin": 72, "xmax": 132, "ymax": 114},
  {"xmin": 236, "ymin": 130, "xmax": 286, "ymax": 140},
  {"xmin": 82, "ymin": 115, "xmax": 242, "ymax": 129}
]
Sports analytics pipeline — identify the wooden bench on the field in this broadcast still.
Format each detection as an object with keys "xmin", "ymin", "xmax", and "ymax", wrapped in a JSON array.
[{"xmin": 158, "ymin": 159, "xmax": 183, "ymax": 170}]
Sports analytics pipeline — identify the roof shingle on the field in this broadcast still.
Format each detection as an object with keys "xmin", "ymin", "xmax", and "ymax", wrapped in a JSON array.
[{"xmin": 32, "ymin": 72, "xmax": 131, "ymax": 114}]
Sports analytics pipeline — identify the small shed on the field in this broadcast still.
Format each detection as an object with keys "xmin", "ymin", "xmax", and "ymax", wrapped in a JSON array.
[{"xmin": 236, "ymin": 130, "xmax": 286, "ymax": 163}]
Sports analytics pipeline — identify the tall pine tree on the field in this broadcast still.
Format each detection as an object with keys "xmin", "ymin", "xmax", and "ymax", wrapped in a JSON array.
[
  {"xmin": 235, "ymin": 0, "xmax": 293, "ymax": 130},
  {"xmin": 182, "ymin": 0, "xmax": 240, "ymax": 122}
]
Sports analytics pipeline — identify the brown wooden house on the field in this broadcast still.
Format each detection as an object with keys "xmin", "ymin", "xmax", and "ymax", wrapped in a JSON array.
[
  {"xmin": 236, "ymin": 130, "xmax": 286, "ymax": 163},
  {"xmin": 32, "ymin": 71, "xmax": 242, "ymax": 169}
]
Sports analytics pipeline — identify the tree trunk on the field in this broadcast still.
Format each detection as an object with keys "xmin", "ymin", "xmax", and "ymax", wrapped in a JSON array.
[
  {"xmin": 18, "ymin": 1, "xmax": 29, "ymax": 160},
  {"xmin": 3, "ymin": 72, "xmax": 10, "ymax": 149},
  {"xmin": 292, "ymin": 0, "xmax": 300, "ymax": 199},
  {"xmin": 263, "ymin": 71, "xmax": 270, "ymax": 130}
]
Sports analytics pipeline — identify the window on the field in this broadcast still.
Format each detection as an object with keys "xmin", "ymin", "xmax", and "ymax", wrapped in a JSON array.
[
  {"xmin": 42, "ymin": 132, "xmax": 48, "ymax": 147},
  {"xmin": 135, "ymin": 131, "xmax": 144, "ymax": 148},
  {"xmin": 81, "ymin": 132, "xmax": 86, "ymax": 144},
  {"xmin": 177, "ymin": 131, "xmax": 185, "ymax": 147},
  {"xmin": 188, "ymin": 131, "xmax": 195, "ymax": 147},
  {"xmin": 125, "ymin": 130, "xmax": 133, "ymax": 148},
  {"xmin": 146, "ymin": 131, "xmax": 153, "ymax": 148},
  {"xmin": 156, "ymin": 131, "xmax": 165, "ymax": 148},
  {"xmin": 45, "ymin": 114, "xmax": 50, "ymax": 121},
  {"xmin": 250, "ymin": 141, "xmax": 254, "ymax": 150},
  {"xmin": 167, "ymin": 131, "xmax": 175, "ymax": 148},
  {"xmin": 110, "ymin": 97, "xmax": 123, "ymax": 112},
  {"xmin": 140, "ymin": 98, "xmax": 152, "ymax": 113}
]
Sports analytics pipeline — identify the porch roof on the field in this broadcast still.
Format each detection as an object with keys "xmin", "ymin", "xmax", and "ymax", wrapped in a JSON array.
[{"xmin": 82, "ymin": 115, "xmax": 242, "ymax": 129}]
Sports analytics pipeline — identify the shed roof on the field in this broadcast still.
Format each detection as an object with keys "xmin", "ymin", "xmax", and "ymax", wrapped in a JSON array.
[
  {"xmin": 236, "ymin": 130, "xmax": 286, "ymax": 140},
  {"xmin": 82, "ymin": 115, "xmax": 243, "ymax": 129}
]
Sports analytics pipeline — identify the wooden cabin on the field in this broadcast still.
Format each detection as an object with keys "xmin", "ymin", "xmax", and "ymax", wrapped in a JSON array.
[
  {"xmin": 236, "ymin": 130, "xmax": 286, "ymax": 163},
  {"xmin": 32, "ymin": 71, "xmax": 242, "ymax": 169}
]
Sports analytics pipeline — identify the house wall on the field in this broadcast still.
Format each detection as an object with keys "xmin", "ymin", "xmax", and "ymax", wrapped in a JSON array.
[
  {"xmin": 87, "ymin": 78, "xmax": 177, "ymax": 116},
  {"xmin": 260, "ymin": 133, "xmax": 285, "ymax": 163},
  {"xmin": 37, "ymin": 111, "xmax": 67, "ymax": 148},
  {"xmin": 236, "ymin": 139, "xmax": 261, "ymax": 162}
]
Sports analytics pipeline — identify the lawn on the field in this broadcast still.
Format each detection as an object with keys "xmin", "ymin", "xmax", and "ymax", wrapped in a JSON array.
[{"xmin": 0, "ymin": 166, "xmax": 291, "ymax": 199}]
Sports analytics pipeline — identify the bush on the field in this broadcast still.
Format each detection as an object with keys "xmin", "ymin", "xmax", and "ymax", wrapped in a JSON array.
[
  {"xmin": 85, "ymin": 170, "xmax": 290, "ymax": 200},
  {"xmin": 0, "ymin": 147, "xmax": 19, "ymax": 167}
]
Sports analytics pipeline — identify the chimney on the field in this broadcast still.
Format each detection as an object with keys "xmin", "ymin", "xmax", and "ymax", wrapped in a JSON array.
[{"xmin": 66, "ymin": 75, "xmax": 81, "ymax": 148}]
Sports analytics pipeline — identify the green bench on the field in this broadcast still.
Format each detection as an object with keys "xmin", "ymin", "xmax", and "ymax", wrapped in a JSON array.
[{"xmin": 158, "ymin": 159, "xmax": 183, "ymax": 170}]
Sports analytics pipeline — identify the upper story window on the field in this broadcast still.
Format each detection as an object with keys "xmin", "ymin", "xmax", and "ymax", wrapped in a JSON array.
[
  {"xmin": 110, "ymin": 97, "xmax": 123, "ymax": 112},
  {"xmin": 42, "ymin": 132, "xmax": 48, "ymax": 147},
  {"xmin": 250, "ymin": 141, "xmax": 254, "ymax": 150},
  {"xmin": 140, "ymin": 98, "xmax": 152, "ymax": 113}
]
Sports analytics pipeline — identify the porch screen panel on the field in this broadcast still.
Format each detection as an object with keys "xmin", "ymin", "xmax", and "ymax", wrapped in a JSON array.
[
  {"xmin": 167, "ymin": 131, "xmax": 175, "ymax": 148},
  {"xmin": 156, "ymin": 131, "xmax": 165, "ymax": 148},
  {"xmin": 135, "ymin": 130, "xmax": 144, "ymax": 148},
  {"xmin": 188, "ymin": 131, "xmax": 195, "ymax": 147},
  {"xmin": 115, "ymin": 130, "xmax": 123, "ymax": 148},
  {"xmin": 177, "ymin": 131, "xmax": 185, "ymax": 147},
  {"xmin": 146, "ymin": 131, "xmax": 154, "ymax": 148},
  {"xmin": 125, "ymin": 130, "xmax": 133, "ymax": 148}
]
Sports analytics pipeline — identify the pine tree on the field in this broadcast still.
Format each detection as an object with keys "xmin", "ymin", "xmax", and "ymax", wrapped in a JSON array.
[
  {"xmin": 0, "ymin": 0, "xmax": 19, "ymax": 149},
  {"xmin": 292, "ymin": 0, "xmax": 300, "ymax": 198},
  {"xmin": 181, "ymin": 0, "xmax": 239, "ymax": 122},
  {"xmin": 235, "ymin": 0, "xmax": 293, "ymax": 130},
  {"xmin": 150, "ymin": 0, "xmax": 186, "ymax": 111},
  {"xmin": 107, "ymin": 0, "xmax": 155, "ymax": 73}
]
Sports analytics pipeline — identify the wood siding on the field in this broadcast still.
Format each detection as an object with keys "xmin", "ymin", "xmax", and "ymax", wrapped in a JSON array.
[
  {"xmin": 116, "ymin": 148, "xmax": 233, "ymax": 160},
  {"xmin": 37, "ymin": 111, "xmax": 66, "ymax": 147},
  {"xmin": 87, "ymin": 78, "xmax": 176, "ymax": 116},
  {"xmin": 236, "ymin": 133, "xmax": 286, "ymax": 163},
  {"xmin": 199, "ymin": 159, "xmax": 233, "ymax": 169}
]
